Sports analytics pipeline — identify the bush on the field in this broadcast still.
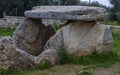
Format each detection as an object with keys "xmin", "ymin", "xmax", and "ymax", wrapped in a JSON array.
[
  {"xmin": 53, "ymin": 24, "xmax": 61, "ymax": 31},
  {"xmin": 35, "ymin": 60, "xmax": 51, "ymax": 70},
  {"xmin": 58, "ymin": 47, "xmax": 70, "ymax": 64},
  {"xmin": 77, "ymin": 71, "xmax": 92, "ymax": 75},
  {"xmin": 0, "ymin": 68, "xmax": 24, "ymax": 75},
  {"xmin": 0, "ymin": 28, "xmax": 15, "ymax": 36},
  {"xmin": 15, "ymin": 22, "xmax": 19, "ymax": 27}
]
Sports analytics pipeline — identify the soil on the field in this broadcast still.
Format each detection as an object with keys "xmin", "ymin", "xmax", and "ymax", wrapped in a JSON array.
[{"xmin": 25, "ymin": 63, "xmax": 120, "ymax": 75}]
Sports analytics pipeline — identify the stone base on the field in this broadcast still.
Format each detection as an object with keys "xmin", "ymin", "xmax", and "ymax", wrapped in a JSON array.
[
  {"xmin": 0, "ymin": 36, "xmax": 36, "ymax": 70},
  {"xmin": 0, "ymin": 36, "xmax": 59, "ymax": 70},
  {"xmin": 45, "ymin": 21, "xmax": 113, "ymax": 56}
]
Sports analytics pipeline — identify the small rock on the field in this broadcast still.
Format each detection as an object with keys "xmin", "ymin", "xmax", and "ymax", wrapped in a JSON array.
[
  {"xmin": 36, "ymin": 49, "xmax": 59, "ymax": 66},
  {"xmin": 37, "ymin": 49, "xmax": 60, "ymax": 65},
  {"xmin": 110, "ymin": 25, "xmax": 120, "ymax": 34}
]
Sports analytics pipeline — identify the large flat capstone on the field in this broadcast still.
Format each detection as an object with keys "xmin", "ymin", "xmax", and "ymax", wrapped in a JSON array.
[{"xmin": 25, "ymin": 6, "xmax": 108, "ymax": 21}]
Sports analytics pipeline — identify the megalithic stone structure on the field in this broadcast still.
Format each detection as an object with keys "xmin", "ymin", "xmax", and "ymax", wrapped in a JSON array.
[
  {"xmin": 1, "ymin": 6, "xmax": 112, "ymax": 70},
  {"xmin": 23, "ymin": 6, "xmax": 113, "ymax": 56}
]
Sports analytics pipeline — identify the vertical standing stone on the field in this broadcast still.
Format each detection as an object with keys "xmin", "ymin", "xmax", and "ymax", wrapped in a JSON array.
[
  {"xmin": 45, "ymin": 21, "xmax": 113, "ymax": 56},
  {"xmin": 13, "ymin": 18, "xmax": 55, "ymax": 55}
]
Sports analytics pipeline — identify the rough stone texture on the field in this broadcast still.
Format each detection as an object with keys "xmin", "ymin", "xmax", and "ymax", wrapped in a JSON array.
[
  {"xmin": 110, "ymin": 25, "xmax": 120, "ymax": 34},
  {"xmin": 0, "ymin": 36, "xmax": 36, "ymax": 70},
  {"xmin": 42, "ymin": 19, "xmax": 66, "ymax": 26},
  {"xmin": 25, "ymin": 6, "xmax": 108, "ymax": 21},
  {"xmin": 13, "ymin": 18, "xmax": 55, "ymax": 55},
  {"xmin": 45, "ymin": 21, "xmax": 113, "ymax": 56},
  {"xmin": 36, "ymin": 49, "xmax": 59, "ymax": 65},
  {"xmin": 0, "ymin": 16, "xmax": 24, "ymax": 29},
  {"xmin": 0, "ymin": 36, "xmax": 60, "ymax": 70}
]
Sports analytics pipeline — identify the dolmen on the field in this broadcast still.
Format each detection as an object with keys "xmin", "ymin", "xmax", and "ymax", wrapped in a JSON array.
[
  {"xmin": 0, "ymin": 6, "xmax": 113, "ymax": 70},
  {"xmin": 24, "ymin": 6, "xmax": 113, "ymax": 56}
]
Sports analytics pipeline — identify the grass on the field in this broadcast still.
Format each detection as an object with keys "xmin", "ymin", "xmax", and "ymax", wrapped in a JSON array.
[
  {"xmin": 100, "ymin": 21, "xmax": 118, "ymax": 26},
  {"xmin": 54, "ymin": 24, "xmax": 61, "ymax": 31},
  {"xmin": 35, "ymin": 60, "xmax": 51, "ymax": 70},
  {"xmin": 77, "ymin": 71, "xmax": 92, "ymax": 75},
  {"xmin": 112, "ymin": 33, "xmax": 120, "ymax": 55},
  {"xmin": 0, "ymin": 68, "xmax": 24, "ymax": 75},
  {"xmin": 0, "ymin": 28, "xmax": 15, "ymax": 36},
  {"xmin": 58, "ymin": 47, "xmax": 70, "ymax": 64},
  {"xmin": 118, "ymin": 70, "xmax": 120, "ymax": 74},
  {"xmin": 69, "ymin": 52, "xmax": 119, "ymax": 66},
  {"xmin": 63, "ymin": 51, "xmax": 119, "ymax": 68}
]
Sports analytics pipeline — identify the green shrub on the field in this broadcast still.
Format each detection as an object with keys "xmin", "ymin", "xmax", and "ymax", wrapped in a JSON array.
[
  {"xmin": 53, "ymin": 24, "xmax": 61, "ymax": 31},
  {"xmin": 118, "ymin": 71, "xmax": 120, "ymax": 74},
  {"xmin": 77, "ymin": 71, "xmax": 92, "ymax": 75},
  {"xmin": 0, "ymin": 28, "xmax": 15, "ymax": 36},
  {"xmin": 112, "ymin": 33, "xmax": 120, "ymax": 60},
  {"xmin": 0, "ymin": 68, "xmax": 24, "ymax": 75},
  {"xmin": 35, "ymin": 60, "xmax": 51, "ymax": 70},
  {"xmin": 100, "ymin": 21, "xmax": 118, "ymax": 26},
  {"xmin": 15, "ymin": 22, "xmax": 19, "ymax": 27},
  {"xmin": 58, "ymin": 47, "xmax": 70, "ymax": 64}
]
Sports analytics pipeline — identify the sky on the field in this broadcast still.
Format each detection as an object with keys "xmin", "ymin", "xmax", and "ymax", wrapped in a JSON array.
[{"xmin": 81, "ymin": 0, "xmax": 111, "ymax": 7}]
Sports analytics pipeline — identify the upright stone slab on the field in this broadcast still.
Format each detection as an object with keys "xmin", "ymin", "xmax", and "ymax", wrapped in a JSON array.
[
  {"xmin": 14, "ymin": 18, "xmax": 55, "ymax": 55},
  {"xmin": 45, "ymin": 21, "xmax": 113, "ymax": 56}
]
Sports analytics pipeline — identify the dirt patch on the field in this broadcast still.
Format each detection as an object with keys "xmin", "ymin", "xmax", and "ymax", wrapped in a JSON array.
[
  {"xmin": 24, "ymin": 63, "xmax": 120, "ymax": 75},
  {"xmin": 91, "ymin": 64, "xmax": 120, "ymax": 75}
]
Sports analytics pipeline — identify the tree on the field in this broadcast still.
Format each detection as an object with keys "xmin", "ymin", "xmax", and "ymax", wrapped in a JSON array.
[
  {"xmin": 0, "ymin": 0, "xmax": 80, "ymax": 17},
  {"xmin": 109, "ymin": 0, "xmax": 120, "ymax": 23},
  {"xmin": 0, "ymin": 0, "xmax": 50, "ymax": 17},
  {"xmin": 48, "ymin": 0, "xmax": 80, "ymax": 5}
]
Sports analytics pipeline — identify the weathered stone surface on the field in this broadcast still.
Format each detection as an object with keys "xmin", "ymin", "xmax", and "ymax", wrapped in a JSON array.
[
  {"xmin": 25, "ymin": 6, "xmax": 108, "ymax": 21},
  {"xmin": 42, "ymin": 19, "xmax": 66, "ymax": 26},
  {"xmin": 13, "ymin": 18, "xmax": 55, "ymax": 55},
  {"xmin": 45, "ymin": 21, "xmax": 113, "ymax": 56},
  {"xmin": 110, "ymin": 25, "xmax": 120, "ymax": 34},
  {"xmin": 0, "ymin": 36, "xmax": 36, "ymax": 70},
  {"xmin": 0, "ymin": 16, "xmax": 24, "ymax": 29},
  {"xmin": 36, "ymin": 49, "xmax": 59, "ymax": 65}
]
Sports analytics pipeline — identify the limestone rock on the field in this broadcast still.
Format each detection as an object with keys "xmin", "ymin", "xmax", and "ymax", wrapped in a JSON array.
[
  {"xmin": 0, "ymin": 36, "xmax": 36, "ymax": 70},
  {"xmin": 110, "ymin": 25, "xmax": 120, "ymax": 34},
  {"xmin": 36, "ymin": 49, "xmax": 59, "ymax": 65},
  {"xmin": 25, "ymin": 6, "xmax": 108, "ymax": 21},
  {"xmin": 42, "ymin": 19, "xmax": 66, "ymax": 26},
  {"xmin": 13, "ymin": 18, "xmax": 55, "ymax": 55},
  {"xmin": 0, "ymin": 16, "xmax": 24, "ymax": 29},
  {"xmin": 45, "ymin": 21, "xmax": 113, "ymax": 56}
]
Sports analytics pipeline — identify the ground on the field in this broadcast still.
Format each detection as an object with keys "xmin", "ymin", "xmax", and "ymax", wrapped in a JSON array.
[{"xmin": 23, "ymin": 64, "xmax": 120, "ymax": 75}]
